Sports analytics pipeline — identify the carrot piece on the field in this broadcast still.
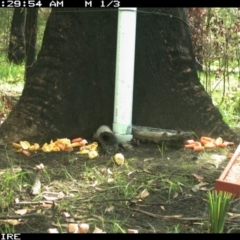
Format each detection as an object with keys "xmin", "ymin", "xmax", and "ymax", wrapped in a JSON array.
[
  {"xmin": 200, "ymin": 136, "xmax": 215, "ymax": 146},
  {"xmin": 185, "ymin": 141, "xmax": 202, "ymax": 149},
  {"xmin": 55, "ymin": 142, "xmax": 65, "ymax": 151},
  {"xmin": 218, "ymin": 143, "xmax": 226, "ymax": 148},
  {"xmin": 79, "ymin": 139, "xmax": 88, "ymax": 146},
  {"xmin": 193, "ymin": 141, "xmax": 202, "ymax": 147},
  {"xmin": 193, "ymin": 146, "xmax": 204, "ymax": 152},
  {"xmin": 223, "ymin": 141, "xmax": 234, "ymax": 146},
  {"xmin": 184, "ymin": 144, "xmax": 195, "ymax": 149},
  {"xmin": 22, "ymin": 150, "xmax": 30, "ymax": 156},
  {"xmin": 201, "ymin": 136, "xmax": 215, "ymax": 142},
  {"xmin": 227, "ymin": 153, "xmax": 233, "ymax": 158},
  {"xmin": 72, "ymin": 137, "xmax": 83, "ymax": 143}
]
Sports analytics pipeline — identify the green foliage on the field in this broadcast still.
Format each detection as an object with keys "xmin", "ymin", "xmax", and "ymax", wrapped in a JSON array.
[
  {"xmin": 0, "ymin": 169, "xmax": 29, "ymax": 211},
  {"xmin": 0, "ymin": 9, "xmax": 13, "ymax": 50},
  {"xmin": 207, "ymin": 190, "xmax": 232, "ymax": 233},
  {"xmin": 189, "ymin": 8, "xmax": 240, "ymax": 127},
  {"xmin": 0, "ymin": 55, "xmax": 24, "ymax": 83}
]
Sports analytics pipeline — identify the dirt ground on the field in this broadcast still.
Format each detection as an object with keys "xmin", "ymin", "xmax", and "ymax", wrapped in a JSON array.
[{"xmin": 1, "ymin": 139, "xmax": 240, "ymax": 233}]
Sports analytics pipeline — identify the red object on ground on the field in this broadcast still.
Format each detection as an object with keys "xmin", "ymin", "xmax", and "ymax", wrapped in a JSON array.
[{"xmin": 215, "ymin": 144, "xmax": 240, "ymax": 197}]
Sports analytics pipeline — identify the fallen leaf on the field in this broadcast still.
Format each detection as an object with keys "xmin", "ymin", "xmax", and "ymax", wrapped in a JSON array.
[
  {"xmin": 15, "ymin": 209, "xmax": 28, "ymax": 215},
  {"xmin": 36, "ymin": 163, "xmax": 44, "ymax": 170},
  {"xmin": 107, "ymin": 178, "xmax": 114, "ymax": 183},
  {"xmin": 143, "ymin": 158, "xmax": 154, "ymax": 162},
  {"xmin": 228, "ymin": 213, "xmax": 240, "ymax": 219},
  {"xmin": 173, "ymin": 192, "xmax": 178, "ymax": 199},
  {"xmin": 177, "ymin": 182, "xmax": 184, "ymax": 193},
  {"xmin": 160, "ymin": 206, "xmax": 165, "ymax": 211},
  {"xmin": 42, "ymin": 196, "xmax": 59, "ymax": 201},
  {"xmin": 62, "ymin": 212, "xmax": 71, "ymax": 218},
  {"xmin": 105, "ymin": 206, "xmax": 114, "ymax": 213},
  {"xmin": 89, "ymin": 181, "xmax": 98, "ymax": 187},
  {"xmin": 192, "ymin": 182, "xmax": 209, "ymax": 192},
  {"xmin": 198, "ymin": 182, "xmax": 209, "ymax": 187},
  {"xmin": 1, "ymin": 219, "xmax": 23, "ymax": 226},
  {"xmin": 192, "ymin": 173, "xmax": 204, "ymax": 181},
  {"xmin": 57, "ymin": 192, "xmax": 65, "ymax": 199},
  {"xmin": 31, "ymin": 173, "xmax": 41, "ymax": 195},
  {"xmin": 192, "ymin": 184, "xmax": 200, "ymax": 192},
  {"xmin": 43, "ymin": 191, "xmax": 64, "ymax": 201},
  {"xmin": 136, "ymin": 189, "xmax": 149, "ymax": 199},
  {"xmin": 209, "ymin": 154, "xmax": 227, "ymax": 169},
  {"xmin": 200, "ymin": 187, "xmax": 212, "ymax": 191}
]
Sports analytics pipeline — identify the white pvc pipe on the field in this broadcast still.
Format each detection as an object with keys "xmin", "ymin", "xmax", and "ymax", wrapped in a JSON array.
[{"xmin": 113, "ymin": 8, "xmax": 137, "ymax": 143}]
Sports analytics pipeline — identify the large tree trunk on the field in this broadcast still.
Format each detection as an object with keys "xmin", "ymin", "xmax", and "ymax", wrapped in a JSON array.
[
  {"xmin": 0, "ymin": 8, "xmax": 237, "ymax": 144},
  {"xmin": 8, "ymin": 8, "xmax": 25, "ymax": 64}
]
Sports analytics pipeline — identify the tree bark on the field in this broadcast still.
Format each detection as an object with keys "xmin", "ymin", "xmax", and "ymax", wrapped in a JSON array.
[
  {"xmin": 8, "ymin": 8, "xmax": 25, "ymax": 64},
  {"xmin": 0, "ymin": 8, "xmax": 237, "ymax": 144}
]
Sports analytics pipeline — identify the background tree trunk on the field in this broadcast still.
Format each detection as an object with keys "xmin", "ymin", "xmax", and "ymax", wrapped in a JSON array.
[
  {"xmin": 25, "ymin": 9, "xmax": 38, "ymax": 81},
  {"xmin": 8, "ymin": 8, "xmax": 25, "ymax": 64},
  {"xmin": 0, "ymin": 8, "xmax": 237, "ymax": 144}
]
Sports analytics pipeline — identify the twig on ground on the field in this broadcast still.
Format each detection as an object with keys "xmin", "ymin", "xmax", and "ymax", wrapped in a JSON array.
[
  {"xmin": 0, "ymin": 213, "xmax": 46, "ymax": 219},
  {"xmin": 130, "ymin": 208, "xmax": 208, "ymax": 221},
  {"xmin": 14, "ymin": 201, "xmax": 53, "ymax": 205}
]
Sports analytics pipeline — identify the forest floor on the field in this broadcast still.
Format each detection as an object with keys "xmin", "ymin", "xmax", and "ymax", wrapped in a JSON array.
[
  {"xmin": 1, "ymin": 139, "xmax": 240, "ymax": 233},
  {"xmin": 1, "ymin": 85, "xmax": 240, "ymax": 233}
]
